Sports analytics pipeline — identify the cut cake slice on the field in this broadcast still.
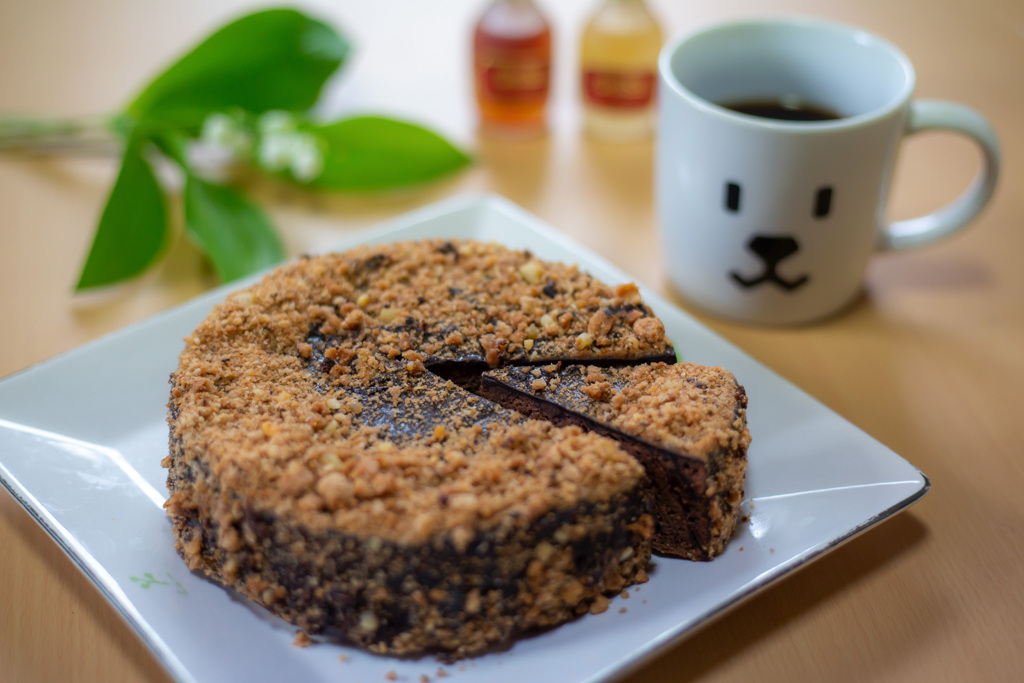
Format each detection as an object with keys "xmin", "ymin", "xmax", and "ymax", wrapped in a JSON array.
[{"xmin": 480, "ymin": 362, "xmax": 750, "ymax": 560}]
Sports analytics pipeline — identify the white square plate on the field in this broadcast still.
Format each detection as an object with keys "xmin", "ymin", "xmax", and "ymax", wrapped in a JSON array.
[{"xmin": 0, "ymin": 194, "xmax": 927, "ymax": 683}]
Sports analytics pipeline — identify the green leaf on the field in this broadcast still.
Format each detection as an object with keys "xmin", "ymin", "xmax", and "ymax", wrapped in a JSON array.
[
  {"xmin": 304, "ymin": 116, "xmax": 470, "ymax": 191},
  {"xmin": 147, "ymin": 130, "xmax": 189, "ymax": 168},
  {"xmin": 76, "ymin": 133, "xmax": 167, "ymax": 291},
  {"xmin": 183, "ymin": 175, "xmax": 285, "ymax": 282},
  {"xmin": 128, "ymin": 9, "xmax": 349, "ymax": 130}
]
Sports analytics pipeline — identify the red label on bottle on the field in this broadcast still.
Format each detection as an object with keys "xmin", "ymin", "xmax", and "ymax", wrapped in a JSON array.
[
  {"xmin": 478, "ymin": 54, "xmax": 550, "ymax": 103},
  {"xmin": 583, "ymin": 69, "xmax": 656, "ymax": 109}
]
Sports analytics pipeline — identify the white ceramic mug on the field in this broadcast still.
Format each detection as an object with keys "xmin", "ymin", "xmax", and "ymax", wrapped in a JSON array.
[{"xmin": 655, "ymin": 17, "xmax": 1000, "ymax": 325}]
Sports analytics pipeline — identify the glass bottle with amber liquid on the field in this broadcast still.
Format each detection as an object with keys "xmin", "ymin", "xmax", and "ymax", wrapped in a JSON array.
[
  {"xmin": 473, "ymin": 0, "xmax": 552, "ymax": 137},
  {"xmin": 579, "ymin": 0, "xmax": 663, "ymax": 141}
]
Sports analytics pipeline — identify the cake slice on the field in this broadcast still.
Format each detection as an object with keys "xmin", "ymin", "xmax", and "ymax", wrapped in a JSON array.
[{"xmin": 480, "ymin": 362, "xmax": 750, "ymax": 560}]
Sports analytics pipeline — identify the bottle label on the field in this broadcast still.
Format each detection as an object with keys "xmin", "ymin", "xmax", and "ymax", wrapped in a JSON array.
[
  {"xmin": 583, "ymin": 69, "xmax": 656, "ymax": 109},
  {"xmin": 478, "ymin": 52, "xmax": 550, "ymax": 103}
]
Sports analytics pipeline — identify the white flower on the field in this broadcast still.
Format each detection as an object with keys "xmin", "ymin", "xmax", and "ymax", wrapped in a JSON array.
[
  {"xmin": 200, "ymin": 112, "xmax": 253, "ymax": 159},
  {"xmin": 257, "ymin": 129, "xmax": 324, "ymax": 182},
  {"xmin": 200, "ymin": 113, "xmax": 235, "ymax": 144},
  {"xmin": 258, "ymin": 110, "xmax": 297, "ymax": 136},
  {"xmin": 258, "ymin": 131, "xmax": 294, "ymax": 172},
  {"xmin": 289, "ymin": 133, "xmax": 324, "ymax": 182}
]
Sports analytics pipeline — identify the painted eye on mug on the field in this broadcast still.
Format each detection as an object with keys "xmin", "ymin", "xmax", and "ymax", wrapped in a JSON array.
[
  {"xmin": 725, "ymin": 182, "xmax": 742, "ymax": 212},
  {"xmin": 814, "ymin": 186, "xmax": 833, "ymax": 218}
]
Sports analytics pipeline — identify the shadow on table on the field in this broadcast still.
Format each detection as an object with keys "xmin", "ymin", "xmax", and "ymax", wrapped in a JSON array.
[{"xmin": 626, "ymin": 511, "xmax": 938, "ymax": 683}]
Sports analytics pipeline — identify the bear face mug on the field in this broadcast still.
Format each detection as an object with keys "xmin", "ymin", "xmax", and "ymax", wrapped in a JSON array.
[{"xmin": 655, "ymin": 17, "xmax": 1000, "ymax": 325}]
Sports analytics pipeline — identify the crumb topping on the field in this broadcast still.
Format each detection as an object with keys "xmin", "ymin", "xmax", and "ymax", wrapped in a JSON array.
[
  {"xmin": 482, "ymin": 362, "xmax": 751, "ymax": 461},
  {"xmin": 167, "ymin": 240, "xmax": 675, "ymax": 545}
]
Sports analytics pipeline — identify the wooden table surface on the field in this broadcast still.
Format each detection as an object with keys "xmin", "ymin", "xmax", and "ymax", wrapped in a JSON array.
[{"xmin": 2, "ymin": 0, "xmax": 1022, "ymax": 681}]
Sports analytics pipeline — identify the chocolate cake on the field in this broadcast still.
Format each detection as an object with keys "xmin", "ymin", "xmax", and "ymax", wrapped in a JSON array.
[
  {"xmin": 164, "ymin": 239, "xmax": 680, "ymax": 657},
  {"xmin": 480, "ymin": 362, "xmax": 750, "ymax": 560}
]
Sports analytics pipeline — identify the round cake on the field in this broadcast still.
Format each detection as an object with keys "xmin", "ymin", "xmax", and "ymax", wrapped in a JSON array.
[{"xmin": 164, "ymin": 239, "xmax": 677, "ymax": 657}]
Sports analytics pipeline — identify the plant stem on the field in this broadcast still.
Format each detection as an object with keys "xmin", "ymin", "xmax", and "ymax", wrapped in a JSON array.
[{"xmin": 0, "ymin": 114, "xmax": 122, "ymax": 155}]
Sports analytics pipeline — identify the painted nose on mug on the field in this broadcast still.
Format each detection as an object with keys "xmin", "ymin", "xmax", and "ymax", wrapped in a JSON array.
[{"xmin": 731, "ymin": 236, "xmax": 809, "ymax": 291}]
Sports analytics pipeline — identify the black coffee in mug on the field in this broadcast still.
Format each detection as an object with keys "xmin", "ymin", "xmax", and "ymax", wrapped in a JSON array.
[{"xmin": 721, "ymin": 98, "xmax": 842, "ymax": 122}]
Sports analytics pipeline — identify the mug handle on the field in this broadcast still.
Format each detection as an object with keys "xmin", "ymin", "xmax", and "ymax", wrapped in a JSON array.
[{"xmin": 880, "ymin": 100, "xmax": 1000, "ymax": 251}]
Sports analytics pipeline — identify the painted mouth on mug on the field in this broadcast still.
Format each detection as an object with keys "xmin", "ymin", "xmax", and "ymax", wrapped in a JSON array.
[{"xmin": 730, "ymin": 235, "xmax": 809, "ymax": 291}]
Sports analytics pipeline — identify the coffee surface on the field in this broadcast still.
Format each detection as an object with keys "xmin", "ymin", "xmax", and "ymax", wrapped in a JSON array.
[{"xmin": 721, "ymin": 98, "xmax": 842, "ymax": 122}]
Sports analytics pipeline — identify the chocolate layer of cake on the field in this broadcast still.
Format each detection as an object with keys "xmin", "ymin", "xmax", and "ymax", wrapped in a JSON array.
[
  {"xmin": 166, "ymin": 432, "xmax": 652, "ymax": 657},
  {"xmin": 480, "ymin": 362, "xmax": 750, "ymax": 560}
]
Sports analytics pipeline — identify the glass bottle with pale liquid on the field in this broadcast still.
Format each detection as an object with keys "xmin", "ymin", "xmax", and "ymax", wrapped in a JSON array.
[{"xmin": 579, "ymin": 0, "xmax": 663, "ymax": 141}]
